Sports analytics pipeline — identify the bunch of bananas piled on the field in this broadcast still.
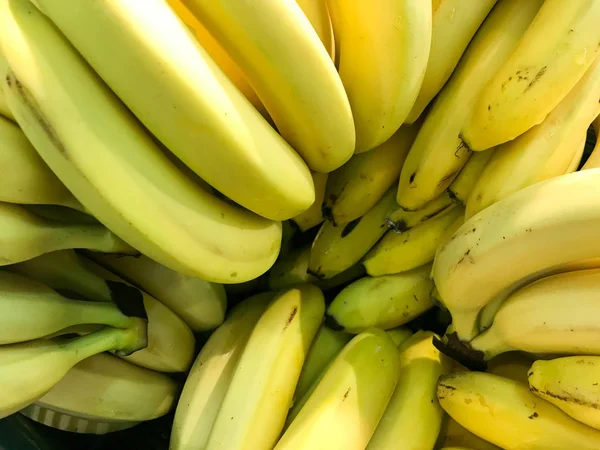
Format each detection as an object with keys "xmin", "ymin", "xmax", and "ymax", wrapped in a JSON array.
[{"xmin": 1, "ymin": 0, "xmax": 600, "ymax": 448}]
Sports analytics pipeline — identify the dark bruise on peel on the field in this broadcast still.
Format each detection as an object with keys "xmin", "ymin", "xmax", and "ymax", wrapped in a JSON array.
[
  {"xmin": 322, "ymin": 202, "xmax": 334, "ymax": 224},
  {"xmin": 433, "ymin": 333, "xmax": 487, "ymax": 372},
  {"xmin": 283, "ymin": 306, "xmax": 298, "ymax": 331},
  {"xmin": 342, "ymin": 387, "xmax": 351, "ymax": 401},
  {"xmin": 529, "ymin": 385, "xmax": 600, "ymax": 410},
  {"xmin": 306, "ymin": 267, "xmax": 325, "ymax": 279},
  {"xmin": 385, "ymin": 217, "xmax": 409, "ymax": 233},
  {"xmin": 341, "ymin": 217, "xmax": 361, "ymax": 238},
  {"xmin": 525, "ymin": 66, "xmax": 547, "ymax": 92}
]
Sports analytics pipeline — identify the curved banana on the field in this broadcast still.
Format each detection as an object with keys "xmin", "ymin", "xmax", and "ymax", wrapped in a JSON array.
[
  {"xmin": 437, "ymin": 417, "xmax": 501, "ymax": 450},
  {"xmin": 326, "ymin": 264, "xmax": 434, "ymax": 333},
  {"xmin": 296, "ymin": 0, "xmax": 335, "ymax": 59},
  {"xmin": 433, "ymin": 169, "xmax": 600, "ymax": 342},
  {"xmin": 462, "ymin": 0, "xmax": 600, "ymax": 150},
  {"xmin": 292, "ymin": 172, "xmax": 328, "ymax": 232},
  {"xmin": 406, "ymin": 0, "xmax": 497, "ymax": 123},
  {"xmin": 327, "ymin": 0, "xmax": 431, "ymax": 152},
  {"xmin": 86, "ymin": 253, "xmax": 227, "ymax": 332},
  {"xmin": 396, "ymin": 0, "xmax": 543, "ymax": 210},
  {"xmin": 0, "ymin": 56, "xmax": 13, "ymax": 121},
  {"xmin": 386, "ymin": 192, "xmax": 455, "ymax": 233},
  {"xmin": 0, "ymin": 0, "xmax": 282, "ymax": 283},
  {"xmin": 274, "ymin": 329, "xmax": 400, "ymax": 450},
  {"xmin": 308, "ymin": 186, "xmax": 397, "ymax": 279},
  {"xmin": 170, "ymin": 293, "xmax": 272, "ymax": 450},
  {"xmin": 205, "ymin": 285, "xmax": 325, "ymax": 450},
  {"xmin": 364, "ymin": 206, "xmax": 463, "ymax": 276},
  {"xmin": 529, "ymin": 356, "xmax": 600, "ymax": 430},
  {"xmin": 183, "ymin": 0, "xmax": 354, "ymax": 172},
  {"xmin": 447, "ymin": 150, "xmax": 495, "ymax": 206},
  {"xmin": 466, "ymin": 55, "xmax": 600, "ymax": 219},
  {"xmin": 367, "ymin": 331, "xmax": 452, "ymax": 450},
  {"xmin": 583, "ymin": 117, "xmax": 600, "ymax": 170},
  {"xmin": 323, "ymin": 124, "xmax": 419, "ymax": 225},
  {"xmin": 437, "ymin": 371, "xmax": 600, "ymax": 449},
  {"xmin": 487, "ymin": 352, "xmax": 534, "ymax": 385}
]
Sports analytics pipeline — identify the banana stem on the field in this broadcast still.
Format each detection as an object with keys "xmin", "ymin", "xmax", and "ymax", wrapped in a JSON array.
[
  {"xmin": 450, "ymin": 309, "xmax": 482, "ymax": 342},
  {"xmin": 69, "ymin": 299, "xmax": 135, "ymax": 329},
  {"xmin": 52, "ymin": 223, "xmax": 135, "ymax": 254}
]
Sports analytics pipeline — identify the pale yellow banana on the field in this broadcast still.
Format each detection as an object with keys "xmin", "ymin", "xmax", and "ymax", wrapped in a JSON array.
[
  {"xmin": 296, "ymin": 0, "xmax": 335, "ymax": 59},
  {"xmin": 386, "ymin": 192, "xmax": 455, "ymax": 233},
  {"xmin": 292, "ymin": 172, "xmax": 328, "ymax": 232},
  {"xmin": 447, "ymin": 150, "xmax": 495, "ymax": 206}
]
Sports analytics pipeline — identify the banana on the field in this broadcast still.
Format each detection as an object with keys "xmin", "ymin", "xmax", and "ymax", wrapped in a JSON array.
[
  {"xmin": 315, "ymin": 264, "xmax": 366, "ymax": 292},
  {"xmin": 528, "ymin": 356, "xmax": 600, "ymax": 430},
  {"xmin": 326, "ymin": 264, "xmax": 434, "ymax": 333},
  {"xmin": 34, "ymin": 0, "xmax": 314, "ymax": 221},
  {"xmin": 323, "ymin": 124, "xmax": 419, "ymax": 226},
  {"xmin": 183, "ymin": 0, "xmax": 354, "ymax": 172},
  {"xmin": 367, "ymin": 331, "xmax": 452, "ymax": 450},
  {"xmin": 487, "ymin": 352, "xmax": 535, "ymax": 385},
  {"xmin": 437, "ymin": 371, "xmax": 600, "ymax": 449},
  {"xmin": 274, "ymin": 329, "xmax": 400, "ymax": 450},
  {"xmin": 0, "ymin": 0, "xmax": 282, "ymax": 283},
  {"xmin": 437, "ymin": 417, "xmax": 501, "ymax": 450},
  {"xmin": 364, "ymin": 206, "xmax": 463, "ymax": 276},
  {"xmin": 296, "ymin": 0, "xmax": 335, "ymax": 59},
  {"xmin": 386, "ymin": 327, "xmax": 413, "ymax": 347},
  {"xmin": 396, "ymin": 0, "xmax": 543, "ymax": 210},
  {"xmin": 22, "ymin": 353, "xmax": 178, "ymax": 434},
  {"xmin": 583, "ymin": 117, "xmax": 600, "ymax": 169},
  {"xmin": 294, "ymin": 325, "xmax": 352, "ymax": 403},
  {"xmin": 327, "ymin": 0, "xmax": 431, "ymax": 152},
  {"xmin": 0, "ymin": 202, "xmax": 134, "ymax": 265},
  {"xmin": 170, "ymin": 293, "xmax": 273, "ymax": 450},
  {"xmin": 0, "ymin": 55, "xmax": 13, "ymax": 121},
  {"xmin": 292, "ymin": 172, "xmax": 328, "ymax": 232},
  {"xmin": 462, "ymin": 0, "xmax": 600, "ymax": 151},
  {"xmin": 447, "ymin": 150, "xmax": 495, "ymax": 206},
  {"xmin": 86, "ymin": 253, "xmax": 227, "ymax": 332},
  {"xmin": 0, "ymin": 320, "xmax": 147, "ymax": 420},
  {"xmin": 406, "ymin": 0, "xmax": 497, "ymax": 123},
  {"xmin": 308, "ymin": 186, "xmax": 397, "ymax": 279},
  {"xmin": 466, "ymin": 55, "xmax": 600, "ymax": 219},
  {"xmin": 268, "ymin": 246, "xmax": 318, "ymax": 290},
  {"xmin": 385, "ymin": 192, "xmax": 455, "ymax": 233},
  {"xmin": 566, "ymin": 133, "xmax": 588, "ymax": 173},
  {"xmin": 23, "ymin": 204, "xmax": 98, "ymax": 225},
  {"xmin": 433, "ymin": 169, "xmax": 600, "ymax": 342},
  {"xmin": 205, "ymin": 285, "xmax": 325, "ymax": 450},
  {"xmin": 468, "ymin": 269, "xmax": 600, "ymax": 361}
]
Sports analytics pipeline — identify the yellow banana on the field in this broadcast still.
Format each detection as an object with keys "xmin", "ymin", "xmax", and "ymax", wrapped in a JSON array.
[
  {"xmin": 386, "ymin": 192, "xmax": 455, "ymax": 233},
  {"xmin": 566, "ymin": 133, "xmax": 588, "ymax": 173},
  {"xmin": 437, "ymin": 417, "xmax": 501, "ymax": 450},
  {"xmin": 296, "ymin": 0, "xmax": 335, "ymax": 59},
  {"xmin": 396, "ymin": 0, "xmax": 543, "ymax": 210},
  {"xmin": 583, "ymin": 117, "xmax": 600, "ymax": 169},
  {"xmin": 386, "ymin": 327, "xmax": 413, "ymax": 347},
  {"xmin": 447, "ymin": 150, "xmax": 495, "ymax": 206},
  {"xmin": 487, "ymin": 352, "xmax": 534, "ymax": 385},
  {"xmin": 462, "ymin": 0, "xmax": 600, "ymax": 150},
  {"xmin": 0, "ymin": 0, "xmax": 282, "ymax": 283},
  {"xmin": 292, "ymin": 172, "xmax": 328, "ymax": 232}
]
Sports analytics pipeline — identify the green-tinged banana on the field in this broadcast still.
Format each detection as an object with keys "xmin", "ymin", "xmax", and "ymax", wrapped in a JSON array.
[
  {"xmin": 183, "ymin": 0, "xmax": 354, "ymax": 173},
  {"xmin": 469, "ymin": 269, "xmax": 600, "ymax": 361},
  {"xmin": 466, "ymin": 55, "xmax": 600, "ymax": 219},
  {"xmin": 0, "ymin": 0, "xmax": 281, "ymax": 283},
  {"xmin": 386, "ymin": 327, "xmax": 413, "ymax": 347},
  {"xmin": 0, "ymin": 202, "xmax": 134, "ymax": 266},
  {"xmin": 326, "ymin": 264, "xmax": 434, "ymax": 333},
  {"xmin": 529, "ymin": 356, "xmax": 600, "ymax": 430},
  {"xmin": 367, "ymin": 331, "xmax": 452, "ymax": 450},
  {"xmin": 205, "ymin": 285, "xmax": 325, "ymax": 450},
  {"xmin": 437, "ymin": 417, "xmax": 501, "ymax": 450},
  {"xmin": 86, "ymin": 253, "xmax": 226, "ymax": 332},
  {"xmin": 583, "ymin": 117, "xmax": 600, "ymax": 169},
  {"xmin": 327, "ymin": 0, "xmax": 431, "ymax": 152},
  {"xmin": 0, "ymin": 55, "xmax": 13, "ymax": 121},
  {"xmin": 386, "ymin": 192, "xmax": 455, "ymax": 233},
  {"xmin": 397, "ymin": 0, "xmax": 542, "ymax": 210},
  {"xmin": 433, "ymin": 169, "xmax": 600, "ymax": 342},
  {"xmin": 447, "ymin": 150, "xmax": 495, "ymax": 206},
  {"xmin": 364, "ymin": 206, "xmax": 463, "ymax": 276},
  {"xmin": 294, "ymin": 325, "xmax": 352, "ymax": 403},
  {"xmin": 268, "ymin": 245, "xmax": 317, "ymax": 290},
  {"xmin": 323, "ymin": 124, "xmax": 420, "ymax": 225},
  {"xmin": 35, "ymin": 0, "xmax": 314, "ymax": 221},
  {"xmin": 292, "ymin": 172, "xmax": 328, "ymax": 232},
  {"xmin": 25, "ymin": 353, "xmax": 177, "ymax": 433},
  {"xmin": 23, "ymin": 205, "xmax": 98, "ymax": 225},
  {"xmin": 308, "ymin": 186, "xmax": 397, "ymax": 279},
  {"xmin": 487, "ymin": 352, "xmax": 534, "ymax": 385},
  {"xmin": 275, "ymin": 329, "xmax": 400, "ymax": 450},
  {"xmin": 406, "ymin": 0, "xmax": 497, "ymax": 123},
  {"xmin": 296, "ymin": 0, "xmax": 335, "ymax": 59},
  {"xmin": 438, "ymin": 371, "xmax": 600, "ymax": 449},
  {"xmin": 170, "ymin": 293, "xmax": 273, "ymax": 450},
  {"xmin": 0, "ymin": 270, "xmax": 144, "ymax": 345},
  {"xmin": 462, "ymin": 0, "xmax": 600, "ymax": 151},
  {"xmin": 0, "ymin": 320, "xmax": 147, "ymax": 420}
]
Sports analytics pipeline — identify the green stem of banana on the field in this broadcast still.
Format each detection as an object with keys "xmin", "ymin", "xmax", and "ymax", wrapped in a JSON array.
[
  {"xmin": 54, "ymin": 224, "xmax": 135, "ymax": 254},
  {"xmin": 70, "ymin": 300, "xmax": 135, "ymax": 329}
]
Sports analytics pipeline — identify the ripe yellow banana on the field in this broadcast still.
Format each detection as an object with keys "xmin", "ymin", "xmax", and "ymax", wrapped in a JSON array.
[
  {"xmin": 447, "ymin": 150, "xmax": 495, "ymax": 206},
  {"xmin": 86, "ymin": 253, "xmax": 227, "ymax": 332},
  {"xmin": 437, "ymin": 417, "xmax": 501, "ymax": 450},
  {"xmin": 296, "ymin": 0, "xmax": 335, "ymax": 59},
  {"xmin": 466, "ymin": 55, "xmax": 600, "ymax": 219},
  {"xmin": 406, "ymin": 0, "xmax": 497, "ymax": 123},
  {"xmin": 0, "ymin": 0, "xmax": 282, "ymax": 283},
  {"xmin": 396, "ymin": 0, "xmax": 542, "ymax": 210},
  {"xmin": 170, "ymin": 292, "xmax": 273, "ymax": 450},
  {"xmin": 433, "ymin": 169, "xmax": 600, "ymax": 342},
  {"xmin": 183, "ymin": 0, "xmax": 354, "ymax": 172},
  {"xmin": 437, "ymin": 371, "xmax": 600, "ymax": 449},
  {"xmin": 529, "ymin": 356, "xmax": 600, "ymax": 430},
  {"xmin": 292, "ymin": 172, "xmax": 328, "ymax": 232},
  {"xmin": 367, "ymin": 331, "xmax": 452, "ymax": 450},
  {"xmin": 583, "ymin": 117, "xmax": 600, "ymax": 169},
  {"xmin": 364, "ymin": 206, "xmax": 463, "ymax": 276},
  {"xmin": 308, "ymin": 186, "xmax": 397, "ymax": 279},
  {"xmin": 326, "ymin": 264, "xmax": 434, "ymax": 333},
  {"xmin": 487, "ymin": 352, "xmax": 534, "ymax": 385},
  {"xmin": 323, "ymin": 124, "xmax": 419, "ymax": 226},
  {"xmin": 205, "ymin": 285, "xmax": 325, "ymax": 450},
  {"xmin": 275, "ymin": 329, "xmax": 400, "ymax": 450},
  {"xmin": 0, "ymin": 320, "xmax": 147, "ymax": 420},
  {"xmin": 327, "ymin": 0, "xmax": 431, "ymax": 152},
  {"xmin": 462, "ymin": 0, "xmax": 600, "ymax": 151},
  {"xmin": 386, "ymin": 192, "xmax": 455, "ymax": 233},
  {"xmin": 35, "ymin": 0, "xmax": 314, "ymax": 221},
  {"xmin": 22, "ymin": 353, "xmax": 177, "ymax": 434}
]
